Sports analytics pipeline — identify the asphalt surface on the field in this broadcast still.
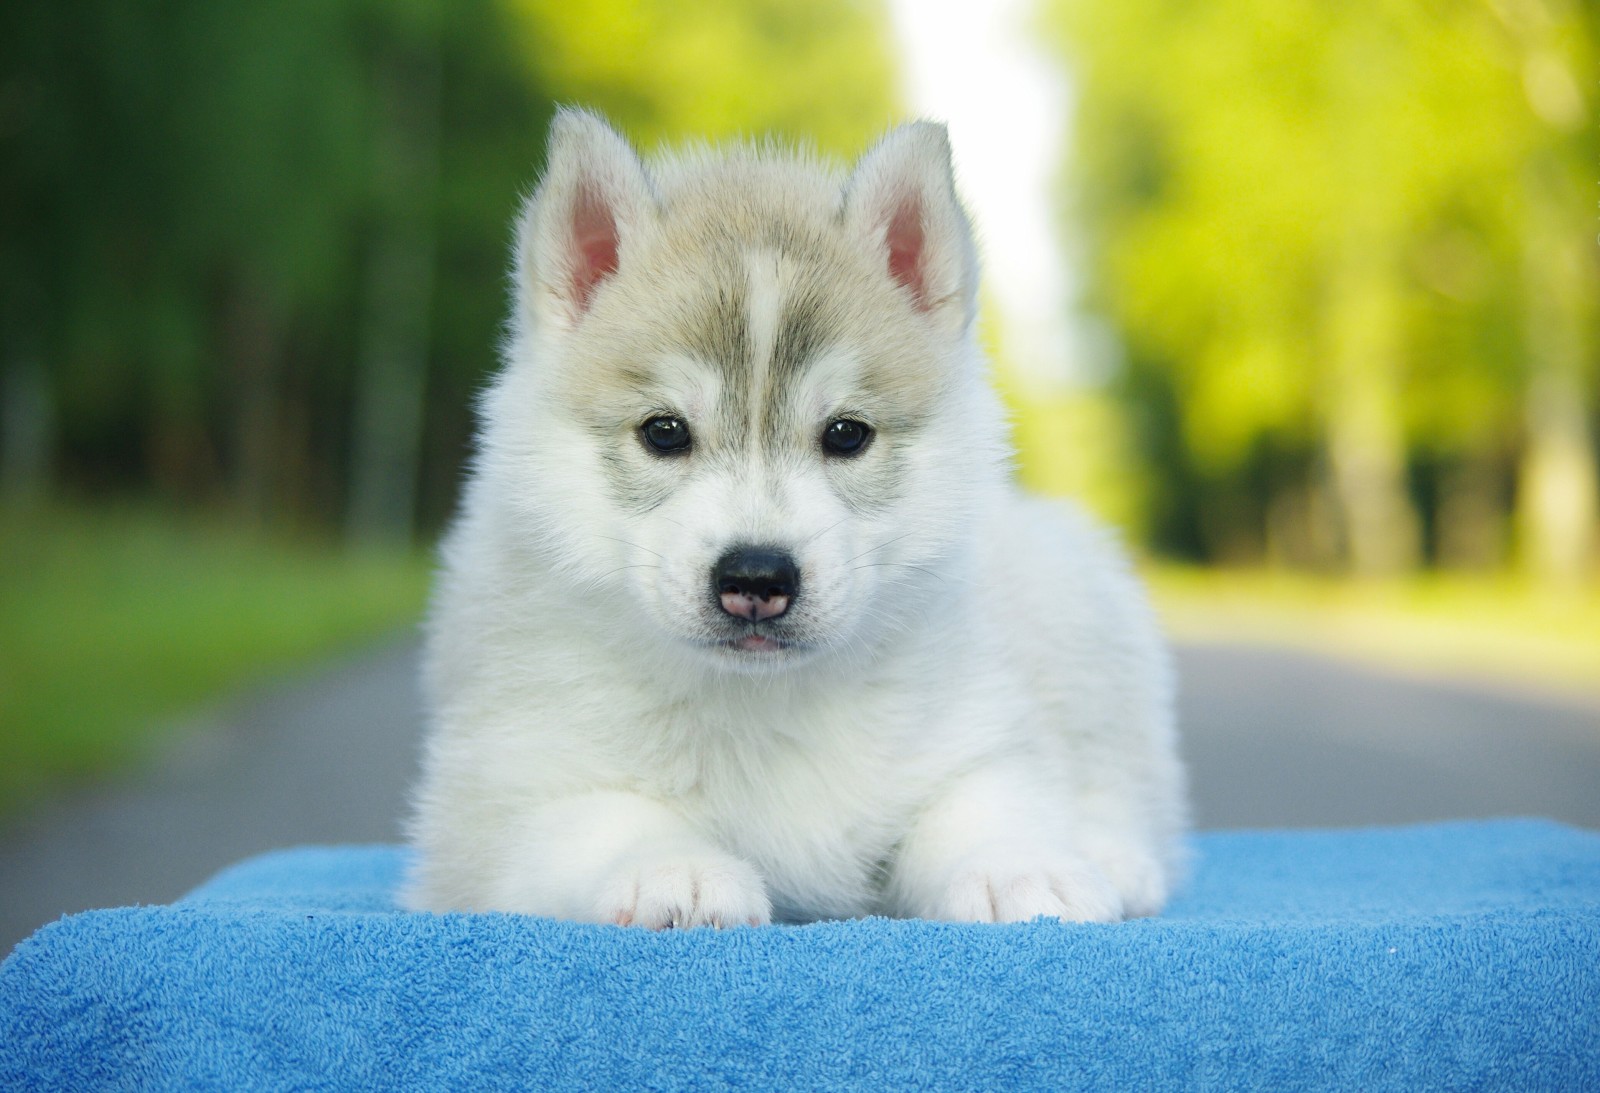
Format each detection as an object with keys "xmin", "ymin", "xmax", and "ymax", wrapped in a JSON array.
[{"xmin": 3, "ymin": 637, "xmax": 1597, "ymax": 954}]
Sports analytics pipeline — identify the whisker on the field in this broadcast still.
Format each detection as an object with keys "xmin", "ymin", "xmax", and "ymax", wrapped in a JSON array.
[
  {"xmin": 595, "ymin": 534, "xmax": 665, "ymax": 560},
  {"xmin": 799, "ymin": 518, "xmax": 848, "ymax": 548},
  {"xmin": 852, "ymin": 561, "xmax": 948, "ymax": 585},
  {"xmin": 843, "ymin": 532, "xmax": 914, "ymax": 566},
  {"xmin": 595, "ymin": 563, "xmax": 661, "ymax": 580}
]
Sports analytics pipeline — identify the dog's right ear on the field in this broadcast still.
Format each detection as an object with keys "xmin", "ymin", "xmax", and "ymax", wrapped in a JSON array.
[
  {"xmin": 843, "ymin": 122, "xmax": 978, "ymax": 336},
  {"xmin": 516, "ymin": 109, "xmax": 655, "ymax": 333}
]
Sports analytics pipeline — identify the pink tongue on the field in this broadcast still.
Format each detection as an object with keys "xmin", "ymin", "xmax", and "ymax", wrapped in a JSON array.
[{"xmin": 737, "ymin": 634, "xmax": 777, "ymax": 651}]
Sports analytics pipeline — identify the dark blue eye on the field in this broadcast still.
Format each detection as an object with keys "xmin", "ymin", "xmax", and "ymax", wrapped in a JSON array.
[
  {"xmin": 822, "ymin": 419, "xmax": 872, "ymax": 456},
  {"xmin": 642, "ymin": 416, "xmax": 691, "ymax": 454}
]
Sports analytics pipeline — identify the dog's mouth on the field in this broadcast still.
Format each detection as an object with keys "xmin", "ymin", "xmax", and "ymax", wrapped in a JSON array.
[{"xmin": 705, "ymin": 623, "xmax": 809, "ymax": 657}]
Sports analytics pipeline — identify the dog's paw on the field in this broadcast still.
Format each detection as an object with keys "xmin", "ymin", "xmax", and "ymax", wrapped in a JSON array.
[
  {"xmin": 596, "ymin": 854, "xmax": 772, "ymax": 929},
  {"xmin": 1072, "ymin": 831, "xmax": 1178, "ymax": 919},
  {"xmin": 934, "ymin": 856, "xmax": 1125, "ymax": 924},
  {"xmin": 1087, "ymin": 848, "xmax": 1172, "ymax": 920}
]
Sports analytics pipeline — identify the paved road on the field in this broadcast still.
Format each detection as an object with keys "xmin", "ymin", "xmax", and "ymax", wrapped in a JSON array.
[
  {"xmin": 3, "ymin": 638, "xmax": 1597, "ymax": 954},
  {"xmin": 1177, "ymin": 643, "xmax": 1600, "ymax": 829}
]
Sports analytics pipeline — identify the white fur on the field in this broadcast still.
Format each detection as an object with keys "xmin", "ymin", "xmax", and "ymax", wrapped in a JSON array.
[{"xmin": 404, "ymin": 110, "xmax": 1188, "ymax": 927}]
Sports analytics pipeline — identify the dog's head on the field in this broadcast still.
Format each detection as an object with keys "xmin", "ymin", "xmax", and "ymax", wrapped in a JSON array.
[{"xmin": 480, "ymin": 110, "xmax": 1008, "ymax": 671}]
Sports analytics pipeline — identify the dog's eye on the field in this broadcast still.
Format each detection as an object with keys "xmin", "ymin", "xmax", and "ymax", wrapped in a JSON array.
[
  {"xmin": 641, "ymin": 415, "xmax": 691, "ymax": 454},
  {"xmin": 822, "ymin": 419, "xmax": 872, "ymax": 456}
]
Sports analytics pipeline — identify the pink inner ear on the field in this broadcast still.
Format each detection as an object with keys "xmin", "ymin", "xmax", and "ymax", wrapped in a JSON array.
[
  {"xmin": 569, "ymin": 185, "xmax": 621, "ymax": 311},
  {"xmin": 885, "ymin": 195, "xmax": 929, "ymax": 308}
]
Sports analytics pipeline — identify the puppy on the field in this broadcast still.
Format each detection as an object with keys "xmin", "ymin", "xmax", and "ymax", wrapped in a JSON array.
[{"xmin": 404, "ymin": 110, "xmax": 1187, "ymax": 927}]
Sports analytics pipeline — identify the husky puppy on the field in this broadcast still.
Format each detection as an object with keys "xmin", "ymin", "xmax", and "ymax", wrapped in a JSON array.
[{"xmin": 404, "ymin": 110, "xmax": 1187, "ymax": 927}]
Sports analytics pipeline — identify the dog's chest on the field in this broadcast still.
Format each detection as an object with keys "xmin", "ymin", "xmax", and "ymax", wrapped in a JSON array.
[{"xmin": 643, "ymin": 695, "xmax": 929, "ymax": 920}]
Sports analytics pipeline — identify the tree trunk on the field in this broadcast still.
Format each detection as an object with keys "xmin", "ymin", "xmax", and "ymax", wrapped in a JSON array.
[
  {"xmin": 1322, "ymin": 246, "xmax": 1422, "ymax": 576},
  {"xmin": 226, "ymin": 281, "xmax": 281, "ymax": 526},
  {"xmin": 1, "ymin": 352, "xmax": 53, "ymax": 502},
  {"xmin": 1266, "ymin": 475, "xmax": 1340, "ymax": 570},
  {"xmin": 1435, "ymin": 454, "xmax": 1506, "ymax": 571},
  {"xmin": 1514, "ymin": 158, "xmax": 1597, "ymax": 586},
  {"xmin": 346, "ymin": 42, "xmax": 441, "ymax": 549}
]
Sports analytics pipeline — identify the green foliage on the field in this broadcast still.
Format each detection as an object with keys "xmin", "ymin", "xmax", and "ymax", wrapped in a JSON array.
[
  {"xmin": 0, "ymin": 0, "xmax": 901, "ymax": 534},
  {"xmin": 507, "ymin": 0, "xmax": 900, "ymax": 154},
  {"xmin": 1044, "ymin": 0, "xmax": 1600, "ymax": 573},
  {"xmin": 0, "ymin": 0, "xmax": 553, "ymax": 526},
  {"xmin": 0, "ymin": 503, "xmax": 429, "ymax": 816}
]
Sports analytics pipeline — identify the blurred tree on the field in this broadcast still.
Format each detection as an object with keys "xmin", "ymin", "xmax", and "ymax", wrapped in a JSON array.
[
  {"xmin": 507, "ymin": 0, "xmax": 899, "ymax": 154},
  {"xmin": 1045, "ymin": 0, "xmax": 1599, "ymax": 578},
  {"xmin": 173, "ymin": 0, "xmax": 373, "ymax": 521},
  {"xmin": 1499, "ymin": 0, "xmax": 1598, "ymax": 586},
  {"xmin": 0, "ymin": 0, "xmax": 552, "ymax": 535},
  {"xmin": 0, "ymin": 0, "xmax": 900, "ymax": 539},
  {"xmin": 346, "ymin": 11, "xmax": 443, "ymax": 546}
]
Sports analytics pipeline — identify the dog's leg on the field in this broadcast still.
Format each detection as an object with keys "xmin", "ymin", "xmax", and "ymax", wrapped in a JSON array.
[
  {"xmin": 487, "ymin": 790, "xmax": 773, "ymax": 928},
  {"xmin": 882, "ymin": 763, "xmax": 1128, "ymax": 924}
]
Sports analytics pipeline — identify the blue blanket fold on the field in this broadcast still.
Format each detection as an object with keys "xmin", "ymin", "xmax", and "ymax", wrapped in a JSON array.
[{"xmin": 4, "ymin": 819, "xmax": 1598, "ymax": 1091}]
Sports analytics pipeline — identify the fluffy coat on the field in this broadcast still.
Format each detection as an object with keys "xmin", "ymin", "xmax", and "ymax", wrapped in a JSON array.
[{"xmin": 404, "ymin": 110, "xmax": 1187, "ymax": 926}]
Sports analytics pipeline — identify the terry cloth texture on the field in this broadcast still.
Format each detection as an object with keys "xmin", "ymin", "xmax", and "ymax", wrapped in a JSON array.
[{"xmin": 2, "ymin": 820, "xmax": 1597, "ymax": 1091}]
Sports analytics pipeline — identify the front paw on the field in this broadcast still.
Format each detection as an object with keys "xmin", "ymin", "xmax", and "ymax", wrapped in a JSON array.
[
  {"xmin": 934, "ymin": 855, "xmax": 1125, "ymax": 924},
  {"xmin": 596, "ymin": 853, "xmax": 772, "ymax": 929},
  {"xmin": 1079, "ymin": 842, "xmax": 1173, "ymax": 920}
]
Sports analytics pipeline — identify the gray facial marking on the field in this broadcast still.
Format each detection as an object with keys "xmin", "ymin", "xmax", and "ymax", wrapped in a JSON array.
[
  {"xmin": 773, "ymin": 288, "xmax": 828, "ymax": 386},
  {"xmin": 759, "ymin": 297, "xmax": 834, "ymax": 452},
  {"xmin": 595, "ymin": 430, "xmax": 678, "ymax": 513},
  {"xmin": 826, "ymin": 445, "xmax": 907, "ymax": 514},
  {"xmin": 604, "ymin": 196, "xmax": 929, "ymax": 515},
  {"xmin": 705, "ymin": 283, "xmax": 752, "ymax": 387},
  {"xmin": 671, "ymin": 269, "xmax": 753, "ymax": 445}
]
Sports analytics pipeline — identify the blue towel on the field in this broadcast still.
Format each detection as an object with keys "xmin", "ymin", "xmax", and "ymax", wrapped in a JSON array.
[{"xmin": 3, "ymin": 819, "xmax": 1597, "ymax": 1091}]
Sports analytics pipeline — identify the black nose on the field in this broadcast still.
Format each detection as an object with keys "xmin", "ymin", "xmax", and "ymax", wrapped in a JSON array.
[{"xmin": 712, "ymin": 546, "xmax": 799, "ymax": 622}]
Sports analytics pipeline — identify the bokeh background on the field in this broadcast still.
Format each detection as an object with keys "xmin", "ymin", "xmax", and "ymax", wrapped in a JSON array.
[{"xmin": 2, "ymin": 0, "xmax": 1597, "ymax": 830}]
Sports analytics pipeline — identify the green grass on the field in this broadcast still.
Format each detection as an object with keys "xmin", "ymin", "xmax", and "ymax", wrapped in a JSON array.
[
  {"xmin": 0, "ymin": 503, "xmax": 432, "ymax": 816},
  {"xmin": 1148, "ymin": 565, "xmax": 1600, "ymax": 701}
]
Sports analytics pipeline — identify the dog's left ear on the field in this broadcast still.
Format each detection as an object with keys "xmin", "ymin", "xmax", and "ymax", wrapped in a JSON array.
[
  {"xmin": 517, "ymin": 108, "xmax": 656, "ymax": 335},
  {"xmin": 843, "ymin": 123, "xmax": 978, "ymax": 334}
]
